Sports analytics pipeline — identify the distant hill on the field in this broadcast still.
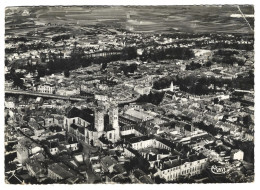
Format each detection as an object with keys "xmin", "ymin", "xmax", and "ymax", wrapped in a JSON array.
[{"xmin": 5, "ymin": 5, "xmax": 254, "ymax": 34}]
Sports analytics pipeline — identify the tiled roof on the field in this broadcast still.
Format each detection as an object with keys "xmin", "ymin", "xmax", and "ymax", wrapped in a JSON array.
[
  {"xmin": 48, "ymin": 163, "xmax": 75, "ymax": 179},
  {"xmin": 101, "ymin": 156, "xmax": 118, "ymax": 167}
]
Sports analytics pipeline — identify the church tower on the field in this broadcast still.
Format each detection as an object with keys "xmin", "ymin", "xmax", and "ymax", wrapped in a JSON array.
[
  {"xmin": 109, "ymin": 103, "xmax": 120, "ymax": 141},
  {"xmin": 170, "ymin": 81, "xmax": 174, "ymax": 92},
  {"xmin": 94, "ymin": 107, "xmax": 104, "ymax": 132}
]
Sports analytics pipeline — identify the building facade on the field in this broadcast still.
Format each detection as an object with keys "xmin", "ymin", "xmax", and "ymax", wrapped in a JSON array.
[
  {"xmin": 63, "ymin": 104, "xmax": 120, "ymax": 146},
  {"xmin": 35, "ymin": 83, "xmax": 56, "ymax": 94},
  {"xmin": 155, "ymin": 154, "xmax": 208, "ymax": 182}
]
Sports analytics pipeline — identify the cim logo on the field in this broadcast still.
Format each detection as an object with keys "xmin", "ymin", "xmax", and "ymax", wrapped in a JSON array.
[{"xmin": 210, "ymin": 165, "xmax": 226, "ymax": 175}]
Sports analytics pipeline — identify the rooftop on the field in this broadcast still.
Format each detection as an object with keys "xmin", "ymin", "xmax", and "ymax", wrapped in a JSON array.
[
  {"xmin": 128, "ymin": 135, "xmax": 153, "ymax": 144},
  {"xmin": 67, "ymin": 107, "xmax": 94, "ymax": 124},
  {"xmin": 48, "ymin": 162, "xmax": 76, "ymax": 180},
  {"xmin": 101, "ymin": 156, "xmax": 118, "ymax": 168},
  {"xmin": 125, "ymin": 109, "xmax": 154, "ymax": 121}
]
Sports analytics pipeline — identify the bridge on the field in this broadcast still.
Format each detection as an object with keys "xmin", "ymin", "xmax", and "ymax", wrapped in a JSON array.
[
  {"xmin": 5, "ymin": 89, "xmax": 140, "ymax": 105},
  {"xmin": 5, "ymin": 90, "xmax": 88, "ymax": 102}
]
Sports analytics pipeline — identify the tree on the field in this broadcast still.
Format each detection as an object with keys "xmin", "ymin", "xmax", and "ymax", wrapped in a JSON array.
[
  {"xmin": 121, "ymin": 47, "xmax": 137, "ymax": 60},
  {"xmin": 64, "ymin": 69, "xmax": 70, "ymax": 78},
  {"xmin": 140, "ymin": 49, "xmax": 149, "ymax": 61},
  {"xmin": 129, "ymin": 63, "xmax": 137, "ymax": 73},
  {"xmin": 186, "ymin": 61, "xmax": 201, "ymax": 70},
  {"xmin": 205, "ymin": 61, "xmax": 212, "ymax": 67},
  {"xmin": 243, "ymin": 115, "xmax": 253, "ymax": 127},
  {"xmin": 214, "ymin": 98, "xmax": 219, "ymax": 104},
  {"xmin": 136, "ymin": 91, "xmax": 165, "ymax": 105},
  {"xmin": 12, "ymin": 74, "xmax": 25, "ymax": 89},
  {"xmin": 37, "ymin": 66, "xmax": 46, "ymax": 78},
  {"xmin": 101, "ymin": 62, "xmax": 108, "ymax": 70}
]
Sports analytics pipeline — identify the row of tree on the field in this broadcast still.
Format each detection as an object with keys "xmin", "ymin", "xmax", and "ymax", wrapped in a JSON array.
[
  {"xmin": 44, "ymin": 46, "xmax": 138, "ymax": 75},
  {"xmin": 52, "ymin": 34, "xmax": 71, "ymax": 42},
  {"xmin": 214, "ymin": 49, "xmax": 239, "ymax": 56},
  {"xmin": 209, "ymin": 43, "xmax": 254, "ymax": 51},
  {"xmin": 140, "ymin": 47, "xmax": 195, "ymax": 62}
]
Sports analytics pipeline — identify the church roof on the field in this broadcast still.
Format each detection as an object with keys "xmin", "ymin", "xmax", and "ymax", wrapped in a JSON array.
[{"xmin": 67, "ymin": 107, "xmax": 94, "ymax": 124}]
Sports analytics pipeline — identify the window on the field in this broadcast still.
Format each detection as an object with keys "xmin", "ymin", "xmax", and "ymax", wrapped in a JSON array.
[
  {"xmin": 109, "ymin": 133, "xmax": 112, "ymax": 139},
  {"xmin": 73, "ymin": 119, "xmax": 75, "ymax": 124}
]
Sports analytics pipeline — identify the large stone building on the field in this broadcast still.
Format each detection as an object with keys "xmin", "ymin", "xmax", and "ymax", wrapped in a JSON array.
[
  {"xmin": 17, "ymin": 137, "xmax": 43, "ymax": 165},
  {"xmin": 63, "ymin": 102, "xmax": 120, "ymax": 146},
  {"xmin": 155, "ymin": 153, "xmax": 208, "ymax": 182},
  {"xmin": 34, "ymin": 83, "xmax": 56, "ymax": 94}
]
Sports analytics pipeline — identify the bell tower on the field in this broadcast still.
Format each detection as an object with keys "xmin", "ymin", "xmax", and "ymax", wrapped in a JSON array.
[
  {"xmin": 109, "ymin": 103, "xmax": 120, "ymax": 141},
  {"xmin": 94, "ymin": 107, "xmax": 104, "ymax": 132}
]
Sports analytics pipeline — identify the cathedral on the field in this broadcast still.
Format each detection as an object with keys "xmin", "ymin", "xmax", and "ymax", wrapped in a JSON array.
[{"xmin": 63, "ymin": 102, "xmax": 120, "ymax": 146}]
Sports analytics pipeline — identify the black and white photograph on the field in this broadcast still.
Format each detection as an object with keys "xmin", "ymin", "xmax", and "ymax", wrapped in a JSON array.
[{"xmin": 3, "ymin": 2, "xmax": 255, "ymax": 185}]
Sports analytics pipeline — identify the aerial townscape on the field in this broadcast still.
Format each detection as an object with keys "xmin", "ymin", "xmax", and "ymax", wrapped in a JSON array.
[{"xmin": 4, "ymin": 6, "xmax": 254, "ymax": 184}]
